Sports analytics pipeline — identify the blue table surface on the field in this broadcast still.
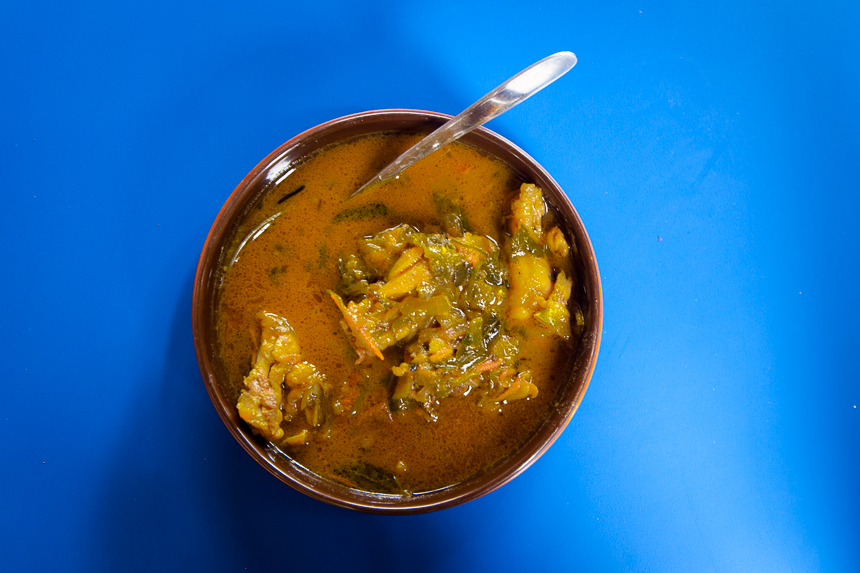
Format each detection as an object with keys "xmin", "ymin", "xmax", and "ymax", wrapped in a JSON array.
[{"xmin": 2, "ymin": 1, "xmax": 858, "ymax": 571}]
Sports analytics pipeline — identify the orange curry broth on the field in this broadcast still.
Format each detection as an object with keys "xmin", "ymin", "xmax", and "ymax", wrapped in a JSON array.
[{"xmin": 215, "ymin": 133, "xmax": 573, "ymax": 493}]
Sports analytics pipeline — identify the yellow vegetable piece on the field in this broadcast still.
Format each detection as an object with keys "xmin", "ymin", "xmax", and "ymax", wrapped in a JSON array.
[
  {"xmin": 284, "ymin": 429, "xmax": 309, "ymax": 446},
  {"xmin": 509, "ymin": 183, "xmax": 546, "ymax": 243},
  {"xmin": 534, "ymin": 271, "xmax": 573, "ymax": 339},
  {"xmin": 429, "ymin": 347, "xmax": 454, "ymax": 363},
  {"xmin": 546, "ymin": 226, "xmax": 569, "ymax": 258},
  {"xmin": 494, "ymin": 374, "xmax": 539, "ymax": 402},
  {"xmin": 258, "ymin": 311, "xmax": 302, "ymax": 363},
  {"xmin": 392, "ymin": 372, "xmax": 412, "ymax": 400},
  {"xmin": 452, "ymin": 233, "xmax": 494, "ymax": 267},
  {"xmin": 329, "ymin": 291, "xmax": 385, "ymax": 360},
  {"xmin": 377, "ymin": 262, "xmax": 433, "ymax": 300},
  {"xmin": 507, "ymin": 254, "xmax": 552, "ymax": 320},
  {"xmin": 358, "ymin": 224, "xmax": 413, "ymax": 275},
  {"xmin": 387, "ymin": 246, "xmax": 424, "ymax": 281}
]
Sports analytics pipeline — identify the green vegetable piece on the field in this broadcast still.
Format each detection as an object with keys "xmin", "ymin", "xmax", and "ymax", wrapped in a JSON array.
[
  {"xmin": 432, "ymin": 192, "xmax": 472, "ymax": 235},
  {"xmin": 337, "ymin": 254, "xmax": 372, "ymax": 297},
  {"xmin": 410, "ymin": 233, "xmax": 468, "ymax": 283},
  {"xmin": 318, "ymin": 244, "xmax": 329, "ymax": 268},
  {"xmin": 490, "ymin": 334, "xmax": 520, "ymax": 362},
  {"xmin": 510, "ymin": 226, "xmax": 546, "ymax": 259},
  {"xmin": 333, "ymin": 462, "xmax": 402, "ymax": 494},
  {"xmin": 482, "ymin": 313, "xmax": 501, "ymax": 345},
  {"xmin": 481, "ymin": 250, "xmax": 506, "ymax": 286},
  {"xmin": 328, "ymin": 291, "xmax": 387, "ymax": 360},
  {"xmin": 267, "ymin": 265, "xmax": 286, "ymax": 286},
  {"xmin": 454, "ymin": 315, "xmax": 492, "ymax": 370},
  {"xmin": 359, "ymin": 224, "xmax": 414, "ymax": 276},
  {"xmin": 533, "ymin": 272, "xmax": 573, "ymax": 339},
  {"xmin": 333, "ymin": 202, "xmax": 389, "ymax": 223},
  {"xmin": 463, "ymin": 251, "xmax": 508, "ymax": 311}
]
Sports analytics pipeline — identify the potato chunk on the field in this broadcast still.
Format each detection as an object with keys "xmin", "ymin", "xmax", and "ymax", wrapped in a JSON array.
[{"xmin": 507, "ymin": 254, "xmax": 553, "ymax": 321}]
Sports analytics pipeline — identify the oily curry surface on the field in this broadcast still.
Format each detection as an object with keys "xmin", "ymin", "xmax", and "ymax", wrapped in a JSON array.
[{"xmin": 215, "ymin": 133, "xmax": 579, "ymax": 494}]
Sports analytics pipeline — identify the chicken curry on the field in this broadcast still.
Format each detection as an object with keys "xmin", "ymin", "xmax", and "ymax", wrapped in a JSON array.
[{"xmin": 215, "ymin": 132, "xmax": 583, "ymax": 494}]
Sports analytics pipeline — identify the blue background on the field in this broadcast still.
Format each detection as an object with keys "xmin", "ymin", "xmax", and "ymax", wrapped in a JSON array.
[{"xmin": 2, "ymin": 1, "xmax": 858, "ymax": 571}]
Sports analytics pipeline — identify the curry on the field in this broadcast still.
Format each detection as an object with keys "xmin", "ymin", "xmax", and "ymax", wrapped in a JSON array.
[{"xmin": 215, "ymin": 132, "xmax": 583, "ymax": 494}]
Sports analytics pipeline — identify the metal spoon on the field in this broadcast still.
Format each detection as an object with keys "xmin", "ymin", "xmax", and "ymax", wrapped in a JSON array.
[{"xmin": 350, "ymin": 51, "xmax": 577, "ymax": 198}]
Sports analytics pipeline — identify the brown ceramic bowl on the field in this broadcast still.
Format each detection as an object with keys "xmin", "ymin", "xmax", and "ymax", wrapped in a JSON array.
[{"xmin": 192, "ymin": 109, "xmax": 602, "ymax": 514}]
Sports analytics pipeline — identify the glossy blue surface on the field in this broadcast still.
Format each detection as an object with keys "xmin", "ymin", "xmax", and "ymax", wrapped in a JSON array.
[{"xmin": 2, "ymin": 1, "xmax": 858, "ymax": 571}]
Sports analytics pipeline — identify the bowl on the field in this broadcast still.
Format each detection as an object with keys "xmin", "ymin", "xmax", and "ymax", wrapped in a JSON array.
[{"xmin": 192, "ymin": 109, "xmax": 602, "ymax": 513}]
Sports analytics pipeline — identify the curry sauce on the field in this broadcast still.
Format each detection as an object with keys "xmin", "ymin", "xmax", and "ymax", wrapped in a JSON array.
[{"xmin": 215, "ymin": 133, "xmax": 577, "ymax": 493}]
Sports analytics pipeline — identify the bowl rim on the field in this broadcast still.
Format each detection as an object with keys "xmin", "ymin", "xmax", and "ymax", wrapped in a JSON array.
[{"xmin": 192, "ymin": 109, "xmax": 603, "ymax": 514}]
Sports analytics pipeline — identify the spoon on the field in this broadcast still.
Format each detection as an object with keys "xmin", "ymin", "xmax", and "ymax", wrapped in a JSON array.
[{"xmin": 350, "ymin": 51, "xmax": 577, "ymax": 198}]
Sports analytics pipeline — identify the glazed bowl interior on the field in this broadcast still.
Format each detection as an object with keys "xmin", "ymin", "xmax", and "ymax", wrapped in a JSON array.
[{"xmin": 192, "ymin": 110, "xmax": 602, "ymax": 513}]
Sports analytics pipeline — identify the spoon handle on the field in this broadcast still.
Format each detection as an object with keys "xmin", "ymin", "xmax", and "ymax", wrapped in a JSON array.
[{"xmin": 350, "ymin": 51, "xmax": 577, "ymax": 197}]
